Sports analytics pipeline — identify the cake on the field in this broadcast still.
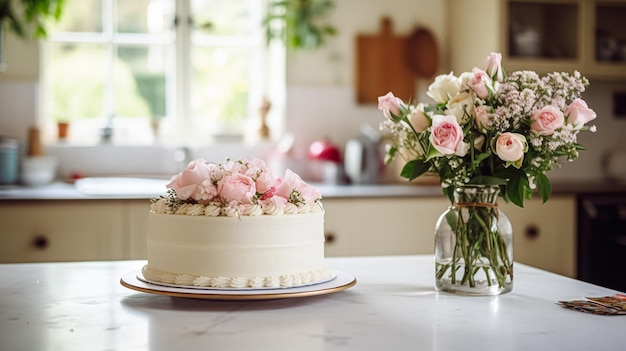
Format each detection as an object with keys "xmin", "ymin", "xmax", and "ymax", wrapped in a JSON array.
[{"xmin": 142, "ymin": 157, "xmax": 332, "ymax": 288}]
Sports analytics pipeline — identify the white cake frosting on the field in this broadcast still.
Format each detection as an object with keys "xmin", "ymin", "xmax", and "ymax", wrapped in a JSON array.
[
  {"xmin": 142, "ymin": 157, "xmax": 332, "ymax": 289},
  {"xmin": 143, "ymin": 210, "xmax": 332, "ymax": 288}
]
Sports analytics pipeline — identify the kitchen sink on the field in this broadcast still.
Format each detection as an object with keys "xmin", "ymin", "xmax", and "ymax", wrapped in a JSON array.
[{"xmin": 74, "ymin": 177, "xmax": 169, "ymax": 196}]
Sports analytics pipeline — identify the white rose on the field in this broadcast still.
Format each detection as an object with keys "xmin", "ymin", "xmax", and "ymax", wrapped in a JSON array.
[
  {"xmin": 427, "ymin": 72, "xmax": 461, "ymax": 104},
  {"xmin": 445, "ymin": 92, "xmax": 474, "ymax": 124}
]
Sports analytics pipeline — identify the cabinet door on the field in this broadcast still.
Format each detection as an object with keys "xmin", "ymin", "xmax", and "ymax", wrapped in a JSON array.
[
  {"xmin": 0, "ymin": 201, "xmax": 126, "ymax": 263},
  {"xmin": 501, "ymin": 196, "xmax": 576, "ymax": 277},
  {"xmin": 322, "ymin": 197, "xmax": 450, "ymax": 257},
  {"xmin": 126, "ymin": 200, "xmax": 149, "ymax": 259}
]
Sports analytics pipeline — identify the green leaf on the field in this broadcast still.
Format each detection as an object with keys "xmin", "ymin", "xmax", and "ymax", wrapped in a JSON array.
[
  {"xmin": 506, "ymin": 174, "xmax": 529, "ymax": 208},
  {"xmin": 536, "ymin": 173, "xmax": 552, "ymax": 203},
  {"xmin": 400, "ymin": 160, "xmax": 431, "ymax": 181}
]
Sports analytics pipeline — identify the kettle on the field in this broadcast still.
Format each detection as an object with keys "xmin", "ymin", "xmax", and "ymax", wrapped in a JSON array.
[{"xmin": 344, "ymin": 124, "xmax": 381, "ymax": 184}]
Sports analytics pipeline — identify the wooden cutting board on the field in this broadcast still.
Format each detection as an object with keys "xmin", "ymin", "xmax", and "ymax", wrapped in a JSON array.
[{"xmin": 356, "ymin": 17, "xmax": 416, "ymax": 105}]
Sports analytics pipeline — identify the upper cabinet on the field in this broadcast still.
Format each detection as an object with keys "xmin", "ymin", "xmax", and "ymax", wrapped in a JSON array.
[
  {"xmin": 503, "ymin": 0, "xmax": 626, "ymax": 80},
  {"xmin": 448, "ymin": 0, "xmax": 626, "ymax": 80}
]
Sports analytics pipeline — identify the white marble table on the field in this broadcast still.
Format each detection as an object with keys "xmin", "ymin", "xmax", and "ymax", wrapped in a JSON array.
[{"xmin": 1, "ymin": 256, "xmax": 624, "ymax": 351}]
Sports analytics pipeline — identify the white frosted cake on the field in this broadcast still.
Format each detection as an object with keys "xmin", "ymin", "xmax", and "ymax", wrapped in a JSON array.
[{"xmin": 142, "ymin": 158, "xmax": 332, "ymax": 288}]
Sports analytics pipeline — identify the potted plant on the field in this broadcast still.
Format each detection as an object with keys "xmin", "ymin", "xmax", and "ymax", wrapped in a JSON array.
[
  {"xmin": 263, "ymin": 0, "xmax": 337, "ymax": 50},
  {"xmin": 0, "ymin": 0, "xmax": 65, "ymax": 71}
]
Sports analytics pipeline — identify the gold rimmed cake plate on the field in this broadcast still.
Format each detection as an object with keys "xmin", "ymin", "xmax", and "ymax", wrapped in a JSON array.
[{"xmin": 120, "ymin": 270, "xmax": 357, "ymax": 300}]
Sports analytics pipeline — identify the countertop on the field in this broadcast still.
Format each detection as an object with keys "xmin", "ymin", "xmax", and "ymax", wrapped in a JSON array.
[
  {"xmin": 1, "ymin": 255, "xmax": 624, "ymax": 351},
  {"xmin": 1, "ymin": 179, "xmax": 625, "ymax": 201}
]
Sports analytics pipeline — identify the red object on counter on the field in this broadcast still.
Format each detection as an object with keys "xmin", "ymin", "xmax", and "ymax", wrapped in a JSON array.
[{"xmin": 308, "ymin": 140, "xmax": 342, "ymax": 163}]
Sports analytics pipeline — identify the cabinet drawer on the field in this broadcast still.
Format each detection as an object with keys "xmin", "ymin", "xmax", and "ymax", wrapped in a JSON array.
[
  {"xmin": 322, "ymin": 197, "xmax": 450, "ymax": 257},
  {"xmin": 0, "ymin": 201, "xmax": 126, "ymax": 263}
]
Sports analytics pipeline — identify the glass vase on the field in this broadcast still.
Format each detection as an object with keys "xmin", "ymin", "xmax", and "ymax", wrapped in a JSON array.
[{"xmin": 434, "ymin": 185, "xmax": 513, "ymax": 295}]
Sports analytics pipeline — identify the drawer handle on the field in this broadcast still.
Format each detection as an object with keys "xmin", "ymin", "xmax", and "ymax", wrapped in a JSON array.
[
  {"xmin": 32, "ymin": 235, "xmax": 49, "ymax": 250},
  {"xmin": 525, "ymin": 225, "xmax": 540, "ymax": 240},
  {"xmin": 324, "ymin": 232, "xmax": 336, "ymax": 244}
]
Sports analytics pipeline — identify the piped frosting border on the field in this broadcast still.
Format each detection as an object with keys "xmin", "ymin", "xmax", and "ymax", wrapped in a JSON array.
[{"xmin": 141, "ymin": 265, "xmax": 334, "ymax": 289}]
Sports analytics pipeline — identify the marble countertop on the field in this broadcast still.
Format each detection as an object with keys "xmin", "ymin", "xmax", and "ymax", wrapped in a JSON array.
[
  {"xmin": 1, "ymin": 256, "xmax": 624, "ymax": 350},
  {"xmin": 1, "ymin": 179, "xmax": 625, "ymax": 201}
]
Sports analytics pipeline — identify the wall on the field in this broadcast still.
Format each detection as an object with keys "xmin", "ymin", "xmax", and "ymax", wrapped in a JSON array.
[
  {"xmin": 1, "ymin": 1, "xmax": 624, "ymax": 182},
  {"xmin": 283, "ymin": 0, "xmax": 447, "ymax": 158}
]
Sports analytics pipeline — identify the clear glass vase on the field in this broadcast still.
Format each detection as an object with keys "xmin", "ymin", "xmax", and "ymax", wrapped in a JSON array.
[{"xmin": 434, "ymin": 185, "xmax": 513, "ymax": 295}]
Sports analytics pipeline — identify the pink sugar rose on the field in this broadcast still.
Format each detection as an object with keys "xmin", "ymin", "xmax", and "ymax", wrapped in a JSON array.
[
  {"xmin": 469, "ymin": 67, "xmax": 492, "ymax": 99},
  {"xmin": 484, "ymin": 52, "xmax": 504, "ymax": 82},
  {"xmin": 495, "ymin": 132, "xmax": 527, "ymax": 168},
  {"xmin": 429, "ymin": 115, "xmax": 465, "ymax": 156},
  {"xmin": 217, "ymin": 173, "xmax": 256, "ymax": 205},
  {"xmin": 378, "ymin": 92, "xmax": 403, "ymax": 120},
  {"xmin": 166, "ymin": 158, "xmax": 212, "ymax": 200},
  {"xmin": 275, "ymin": 169, "xmax": 321, "ymax": 204},
  {"xmin": 244, "ymin": 157, "xmax": 277, "ymax": 193},
  {"xmin": 566, "ymin": 98, "xmax": 597, "ymax": 129},
  {"xmin": 531, "ymin": 106, "xmax": 564, "ymax": 136}
]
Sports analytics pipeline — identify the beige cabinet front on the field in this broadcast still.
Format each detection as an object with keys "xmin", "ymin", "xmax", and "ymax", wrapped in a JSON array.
[
  {"xmin": 0, "ymin": 201, "xmax": 126, "ymax": 263},
  {"xmin": 323, "ymin": 195, "xmax": 577, "ymax": 277}
]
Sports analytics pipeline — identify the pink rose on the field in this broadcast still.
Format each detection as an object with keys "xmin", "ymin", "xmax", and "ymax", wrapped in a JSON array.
[
  {"xmin": 530, "ymin": 106, "xmax": 564, "ymax": 135},
  {"xmin": 469, "ymin": 67, "xmax": 492, "ymax": 99},
  {"xmin": 217, "ymin": 173, "xmax": 256, "ymax": 205},
  {"xmin": 474, "ymin": 105, "xmax": 491, "ymax": 130},
  {"xmin": 408, "ymin": 104, "xmax": 430, "ymax": 132},
  {"xmin": 566, "ymin": 98, "xmax": 596, "ymax": 129},
  {"xmin": 484, "ymin": 52, "xmax": 504, "ymax": 82},
  {"xmin": 378, "ymin": 92, "xmax": 403, "ymax": 120},
  {"xmin": 297, "ymin": 181, "xmax": 322, "ymax": 203},
  {"xmin": 429, "ymin": 115, "xmax": 464, "ymax": 156},
  {"xmin": 244, "ymin": 157, "xmax": 277, "ymax": 193},
  {"xmin": 166, "ymin": 159, "xmax": 213, "ymax": 200},
  {"xmin": 495, "ymin": 133, "xmax": 527, "ymax": 168},
  {"xmin": 275, "ymin": 169, "xmax": 321, "ymax": 204}
]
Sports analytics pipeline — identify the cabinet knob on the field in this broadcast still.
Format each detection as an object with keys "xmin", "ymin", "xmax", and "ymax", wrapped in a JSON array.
[
  {"xmin": 324, "ymin": 232, "xmax": 336, "ymax": 244},
  {"xmin": 32, "ymin": 235, "xmax": 49, "ymax": 250},
  {"xmin": 525, "ymin": 225, "xmax": 540, "ymax": 240}
]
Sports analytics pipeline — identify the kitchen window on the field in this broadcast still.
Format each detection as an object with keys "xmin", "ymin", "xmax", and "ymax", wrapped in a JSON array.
[{"xmin": 41, "ymin": 0, "xmax": 284, "ymax": 145}]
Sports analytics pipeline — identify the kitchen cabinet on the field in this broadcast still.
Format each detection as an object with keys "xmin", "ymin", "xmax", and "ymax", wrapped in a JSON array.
[
  {"xmin": 447, "ymin": 0, "xmax": 626, "ymax": 80},
  {"xmin": 0, "ymin": 201, "xmax": 127, "ymax": 263},
  {"xmin": 0, "ymin": 195, "xmax": 577, "ymax": 277},
  {"xmin": 322, "ymin": 195, "xmax": 577, "ymax": 277}
]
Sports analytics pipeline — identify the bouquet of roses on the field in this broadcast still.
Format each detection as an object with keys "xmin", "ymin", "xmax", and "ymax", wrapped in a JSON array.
[
  {"xmin": 379, "ymin": 52, "xmax": 597, "ymax": 293},
  {"xmin": 378, "ymin": 52, "xmax": 597, "ymax": 207}
]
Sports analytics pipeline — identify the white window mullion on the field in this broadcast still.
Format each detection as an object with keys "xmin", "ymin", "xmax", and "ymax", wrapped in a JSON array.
[{"xmin": 174, "ymin": 0, "xmax": 190, "ymax": 138}]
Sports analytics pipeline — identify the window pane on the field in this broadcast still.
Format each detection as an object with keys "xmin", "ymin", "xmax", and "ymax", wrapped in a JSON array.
[
  {"xmin": 117, "ymin": 0, "xmax": 176, "ymax": 34},
  {"xmin": 191, "ymin": 0, "xmax": 254, "ymax": 35},
  {"xmin": 46, "ymin": 43, "xmax": 105, "ymax": 121},
  {"xmin": 49, "ymin": 0, "xmax": 103, "ymax": 32},
  {"xmin": 190, "ymin": 46, "xmax": 249, "ymax": 129},
  {"xmin": 115, "ymin": 46, "xmax": 169, "ymax": 120}
]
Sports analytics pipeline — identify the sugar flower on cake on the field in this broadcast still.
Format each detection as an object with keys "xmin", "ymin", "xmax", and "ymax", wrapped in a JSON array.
[{"xmin": 151, "ymin": 157, "xmax": 322, "ymax": 216}]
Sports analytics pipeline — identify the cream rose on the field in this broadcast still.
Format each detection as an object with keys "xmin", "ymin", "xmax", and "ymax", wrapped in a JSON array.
[
  {"xmin": 566, "ymin": 98, "xmax": 597, "ymax": 129},
  {"xmin": 427, "ymin": 72, "xmax": 461, "ymax": 104},
  {"xmin": 408, "ymin": 103, "xmax": 430, "ymax": 132},
  {"xmin": 530, "ymin": 106, "xmax": 564, "ymax": 135},
  {"xmin": 429, "ymin": 115, "xmax": 467, "ymax": 156},
  {"xmin": 495, "ymin": 132, "xmax": 528, "ymax": 168},
  {"xmin": 446, "ymin": 91, "xmax": 474, "ymax": 124},
  {"xmin": 378, "ymin": 92, "xmax": 403, "ymax": 120}
]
